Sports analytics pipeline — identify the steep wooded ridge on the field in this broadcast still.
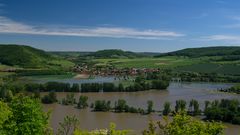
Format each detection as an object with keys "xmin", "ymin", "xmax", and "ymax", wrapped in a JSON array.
[
  {"xmin": 156, "ymin": 46, "xmax": 240, "ymax": 57},
  {"xmin": 0, "ymin": 44, "xmax": 73, "ymax": 68}
]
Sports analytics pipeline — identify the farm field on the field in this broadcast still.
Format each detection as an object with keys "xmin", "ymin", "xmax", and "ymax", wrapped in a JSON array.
[
  {"xmin": 91, "ymin": 56, "xmax": 240, "ymax": 76},
  {"xmin": 93, "ymin": 56, "xmax": 201, "ymax": 69}
]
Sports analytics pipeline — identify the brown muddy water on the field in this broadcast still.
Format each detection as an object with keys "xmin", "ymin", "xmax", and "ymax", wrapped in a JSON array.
[{"xmin": 42, "ymin": 82, "xmax": 240, "ymax": 135}]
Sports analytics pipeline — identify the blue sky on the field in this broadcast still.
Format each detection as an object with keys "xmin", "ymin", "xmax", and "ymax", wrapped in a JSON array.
[{"xmin": 0, "ymin": 0, "xmax": 240, "ymax": 52}]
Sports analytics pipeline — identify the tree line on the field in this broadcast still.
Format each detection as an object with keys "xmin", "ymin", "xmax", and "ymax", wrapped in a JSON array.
[
  {"xmin": 40, "ymin": 91, "xmax": 240, "ymax": 125},
  {"xmin": 0, "ymin": 94, "xmax": 233, "ymax": 135},
  {"xmin": 23, "ymin": 78, "xmax": 169, "ymax": 93},
  {"xmin": 219, "ymin": 84, "xmax": 240, "ymax": 94}
]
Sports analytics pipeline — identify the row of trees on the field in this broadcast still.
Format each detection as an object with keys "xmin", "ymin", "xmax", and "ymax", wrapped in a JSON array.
[
  {"xmin": 205, "ymin": 99, "xmax": 240, "ymax": 124},
  {"xmin": 175, "ymin": 72, "xmax": 240, "ymax": 83},
  {"xmin": 40, "ymin": 92, "xmax": 240, "ymax": 125},
  {"xmin": 219, "ymin": 84, "xmax": 240, "ymax": 94},
  {"xmin": 23, "ymin": 79, "xmax": 169, "ymax": 93},
  {"xmin": 25, "ymin": 82, "xmax": 80, "ymax": 92},
  {"xmin": 92, "ymin": 99, "xmax": 148, "ymax": 114},
  {"xmin": 0, "ymin": 94, "xmax": 225, "ymax": 135}
]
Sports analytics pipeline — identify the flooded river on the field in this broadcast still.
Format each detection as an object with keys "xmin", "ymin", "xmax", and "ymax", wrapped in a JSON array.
[{"xmin": 42, "ymin": 82, "xmax": 240, "ymax": 134}]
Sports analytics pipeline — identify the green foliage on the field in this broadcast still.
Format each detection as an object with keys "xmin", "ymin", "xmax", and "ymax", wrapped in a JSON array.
[
  {"xmin": 94, "ymin": 100, "xmax": 111, "ymax": 112},
  {"xmin": 71, "ymin": 83, "xmax": 80, "ymax": 92},
  {"xmin": 143, "ymin": 114, "xmax": 224, "ymax": 135},
  {"xmin": 204, "ymin": 99, "xmax": 240, "ymax": 124},
  {"xmin": 77, "ymin": 95, "xmax": 88, "ymax": 109},
  {"xmin": 0, "ymin": 101, "xmax": 13, "ymax": 135},
  {"xmin": 81, "ymin": 83, "xmax": 103, "ymax": 92},
  {"xmin": 57, "ymin": 115, "xmax": 80, "ymax": 135},
  {"xmin": 45, "ymin": 82, "xmax": 71, "ymax": 92},
  {"xmin": 163, "ymin": 102, "xmax": 171, "ymax": 116},
  {"xmin": 117, "ymin": 83, "xmax": 124, "ymax": 92},
  {"xmin": 175, "ymin": 100, "xmax": 186, "ymax": 113},
  {"xmin": 188, "ymin": 99, "xmax": 201, "ymax": 116},
  {"xmin": 114, "ymin": 99, "xmax": 127, "ymax": 112},
  {"xmin": 87, "ymin": 49, "xmax": 145, "ymax": 59},
  {"xmin": 147, "ymin": 100, "xmax": 154, "ymax": 114},
  {"xmin": 159, "ymin": 46, "xmax": 240, "ymax": 58},
  {"xmin": 151, "ymin": 80, "xmax": 169, "ymax": 90},
  {"xmin": 220, "ymin": 84, "xmax": 240, "ymax": 94},
  {"xmin": 103, "ymin": 83, "xmax": 116, "ymax": 92},
  {"xmin": 7, "ymin": 96, "xmax": 50, "ymax": 135},
  {"xmin": 61, "ymin": 93, "xmax": 76, "ymax": 105},
  {"xmin": 74, "ymin": 123, "xmax": 129, "ymax": 135},
  {"xmin": 41, "ymin": 92, "xmax": 58, "ymax": 104},
  {"xmin": 0, "ymin": 44, "xmax": 73, "ymax": 69}
]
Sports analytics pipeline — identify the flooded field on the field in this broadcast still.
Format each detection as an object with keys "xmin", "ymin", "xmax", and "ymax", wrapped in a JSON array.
[{"xmin": 42, "ymin": 82, "xmax": 240, "ymax": 134}]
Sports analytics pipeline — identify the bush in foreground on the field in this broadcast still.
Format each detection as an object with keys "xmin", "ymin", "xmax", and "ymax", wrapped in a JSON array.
[
  {"xmin": 143, "ymin": 113, "xmax": 224, "ymax": 135},
  {"xmin": 74, "ymin": 123, "xmax": 129, "ymax": 135}
]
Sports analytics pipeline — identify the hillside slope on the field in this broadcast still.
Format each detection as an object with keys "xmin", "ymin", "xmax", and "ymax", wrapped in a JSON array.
[
  {"xmin": 0, "ymin": 45, "xmax": 73, "ymax": 69},
  {"xmin": 157, "ymin": 46, "xmax": 240, "ymax": 57},
  {"xmin": 87, "ymin": 49, "xmax": 146, "ymax": 58}
]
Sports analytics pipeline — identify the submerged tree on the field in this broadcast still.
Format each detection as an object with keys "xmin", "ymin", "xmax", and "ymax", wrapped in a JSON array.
[
  {"xmin": 77, "ymin": 95, "xmax": 88, "ymax": 109},
  {"xmin": 163, "ymin": 101, "xmax": 171, "ymax": 116},
  {"xmin": 175, "ymin": 99, "xmax": 186, "ymax": 113},
  {"xmin": 188, "ymin": 99, "xmax": 200, "ymax": 116},
  {"xmin": 147, "ymin": 100, "xmax": 153, "ymax": 114}
]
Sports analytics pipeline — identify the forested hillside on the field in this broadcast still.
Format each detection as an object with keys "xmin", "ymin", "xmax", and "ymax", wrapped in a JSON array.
[
  {"xmin": 86, "ymin": 49, "xmax": 146, "ymax": 58},
  {"xmin": 157, "ymin": 46, "xmax": 240, "ymax": 57},
  {"xmin": 0, "ymin": 44, "xmax": 73, "ymax": 69}
]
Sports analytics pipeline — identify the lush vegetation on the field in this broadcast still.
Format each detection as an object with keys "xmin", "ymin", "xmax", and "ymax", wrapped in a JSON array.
[
  {"xmin": 0, "ymin": 92, "xmax": 236, "ymax": 135},
  {"xmin": 219, "ymin": 84, "xmax": 240, "ymax": 94},
  {"xmin": 86, "ymin": 49, "xmax": 145, "ymax": 59},
  {"xmin": 0, "ymin": 96, "xmax": 50, "ymax": 135},
  {"xmin": 157, "ymin": 46, "xmax": 240, "ymax": 58},
  {"xmin": 204, "ymin": 99, "xmax": 240, "ymax": 124},
  {"xmin": 0, "ymin": 44, "xmax": 74, "ymax": 69},
  {"xmin": 41, "ymin": 92, "xmax": 58, "ymax": 104},
  {"xmin": 143, "ymin": 113, "xmax": 224, "ymax": 135}
]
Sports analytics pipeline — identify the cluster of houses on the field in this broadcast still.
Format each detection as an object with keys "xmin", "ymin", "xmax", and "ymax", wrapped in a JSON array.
[{"xmin": 72, "ymin": 64, "xmax": 160, "ymax": 76}]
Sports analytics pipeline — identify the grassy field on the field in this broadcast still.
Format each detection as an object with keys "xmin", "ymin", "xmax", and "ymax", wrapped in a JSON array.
[
  {"xmin": 92, "ymin": 56, "xmax": 240, "ymax": 75},
  {"xmin": 93, "ymin": 56, "xmax": 201, "ymax": 69}
]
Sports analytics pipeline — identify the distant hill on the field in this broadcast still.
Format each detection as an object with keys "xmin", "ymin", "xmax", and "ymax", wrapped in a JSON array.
[
  {"xmin": 86, "ymin": 49, "xmax": 146, "ymax": 58},
  {"xmin": 156, "ymin": 46, "xmax": 240, "ymax": 58},
  {"xmin": 50, "ymin": 51, "xmax": 93, "ymax": 57},
  {"xmin": 0, "ymin": 45, "xmax": 73, "ymax": 68}
]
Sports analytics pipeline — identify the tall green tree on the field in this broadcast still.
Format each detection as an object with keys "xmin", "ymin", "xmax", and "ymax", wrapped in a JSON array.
[
  {"xmin": 8, "ymin": 96, "xmax": 50, "ymax": 135},
  {"xmin": 175, "ymin": 100, "xmax": 186, "ymax": 113},
  {"xmin": 163, "ymin": 102, "xmax": 171, "ymax": 116},
  {"xmin": 0, "ymin": 101, "xmax": 14, "ymax": 135},
  {"xmin": 189, "ymin": 99, "xmax": 200, "ymax": 116},
  {"xmin": 77, "ymin": 95, "xmax": 88, "ymax": 109},
  {"xmin": 147, "ymin": 100, "xmax": 153, "ymax": 114}
]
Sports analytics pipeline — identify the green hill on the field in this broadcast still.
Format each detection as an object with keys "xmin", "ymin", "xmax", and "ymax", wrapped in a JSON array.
[
  {"xmin": 157, "ymin": 46, "xmax": 240, "ymax": 58},
  {"xmin": 0, "ymin": 44, "xmax": 74, "ymax": 69},
  {"xmin": 87, "ymin": 49, "xmax": 146, "ymax": 58}
]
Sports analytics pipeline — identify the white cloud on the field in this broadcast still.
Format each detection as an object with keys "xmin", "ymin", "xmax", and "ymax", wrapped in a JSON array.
[
  {"xmin": 202, "ymin": 35, "xmax": 240, "ymax": 43},
  {"xmin": 0, "ymin": 16, "xmax": 184, "ymax": 39}
]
